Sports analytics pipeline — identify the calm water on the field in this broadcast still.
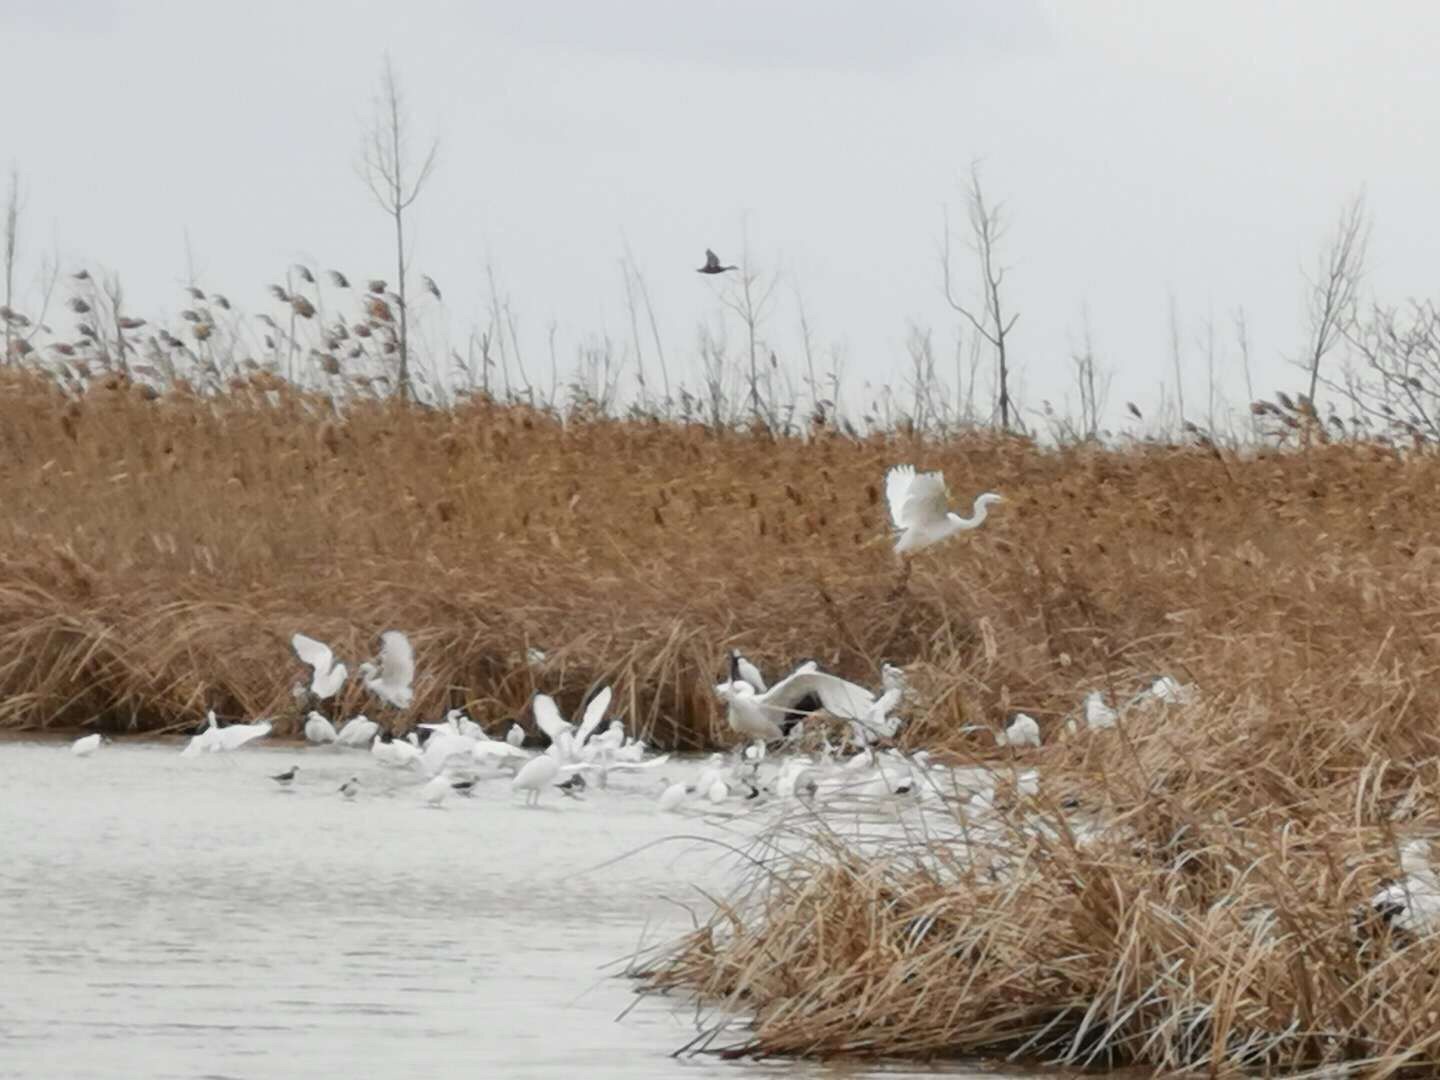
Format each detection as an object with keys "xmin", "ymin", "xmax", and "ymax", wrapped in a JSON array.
[{"xmin": 0, "ymin": 739, "xmax": 1000, "ymax": 1079}]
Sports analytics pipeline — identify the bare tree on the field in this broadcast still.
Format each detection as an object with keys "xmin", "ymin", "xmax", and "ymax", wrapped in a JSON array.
[
  {"xmin": 1167, "ymin": 292, "xmax": 1185, "ymax": 427},
  {"xmin": 942, "ymin": 162, "xmax": 1020, "ymax": 430},
  {"xmin": 715, "ymin": 226, "xmax": 780, "ymax": 426},
  {"xmin": 1069, "ymin": 303, "xmax": 1110, "ymax": 440},
  {"xmin": 1299, "ymin": 190, "xmax": 1369, "ymax": 406},
  {"xmin": 358, "ymin": 55, "xmax": 439, "ymax": 402}
]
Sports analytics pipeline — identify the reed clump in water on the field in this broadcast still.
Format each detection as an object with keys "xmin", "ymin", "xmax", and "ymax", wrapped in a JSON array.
[
  {"xmin": 638, "ymin": 661, "xmax": 1440, "ymax": 1070},
  {"xmin": 2, "ymin": 365, "xmax": 1439, "ymax": 757}
]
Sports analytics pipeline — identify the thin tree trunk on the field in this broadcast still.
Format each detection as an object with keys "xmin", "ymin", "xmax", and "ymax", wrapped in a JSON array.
[{"xmin": 395, "ymin": 207, "xmax": 408, "ymax": 402}]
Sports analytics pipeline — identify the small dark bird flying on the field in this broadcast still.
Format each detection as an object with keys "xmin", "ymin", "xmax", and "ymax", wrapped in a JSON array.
[{"xmin": 696, "ymin": 249, "xmax": 737, "ymax": 275}]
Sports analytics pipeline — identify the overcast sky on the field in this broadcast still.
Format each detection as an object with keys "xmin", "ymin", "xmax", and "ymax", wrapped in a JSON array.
[{"xmin": 5, "ymin": 0, "xmax": 1438, "ymax": 429}]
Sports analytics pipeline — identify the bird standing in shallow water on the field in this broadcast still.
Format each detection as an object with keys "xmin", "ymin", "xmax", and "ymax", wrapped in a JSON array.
[
  {"xmin": 557, "ymin": 773, "xmax": 587, "ymax": 799},
  {"xmin": 696, "ymin": 249, "xmax": 737, "ymax": 274},
  {"xmin": 71, "ymin": 733, "xmax": 104, "ymax": 757},
  {"xmin": 271, "ymin": 766, "xmax": 299, "ymax": 787},
  {"xmin": 339, "ymin": 776, "xmax": 360, "ymax": 799}
]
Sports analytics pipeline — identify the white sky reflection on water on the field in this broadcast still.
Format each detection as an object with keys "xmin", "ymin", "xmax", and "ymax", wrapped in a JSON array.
[{"xmin": 0, "ymin": 740, "xmax": 1005, "ymax": 1079}]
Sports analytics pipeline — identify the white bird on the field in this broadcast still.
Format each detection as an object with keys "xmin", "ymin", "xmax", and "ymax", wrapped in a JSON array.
[
  {"xmin": 334, "ymin": 714, "xmax": 379, "ymax": 748},
  {"xmin": 996, "ymin": 713, "xmax": 1042, "ymax": 748},
  {"xmin": 371, "ymin": 732, "xmax": 422, "ymax": 768},
  {"xmin": 71, "ymin": 733, "xmax": 103, "ymax": 757},
  {"xmin": 657, "ymin": 780, "xmax": 688, "ymax": 812},
  {"xmin": 571, "ymin": 687, "xmax": 613, "ymax": 758},
  {"xmin": 339, "ymin": 776, "xmax": 360, "ymax": 800},
  {"xmin": 213, "ymin": 718, "xmax": 273, "ymax": 751},
  {"xmin": 513, "ymin": 755, "xmax": 586, "ymax": 807},
  {"xmin": 885, "ymin": 464, "xmax": 1003, "ymax": 554},
  {"xmin": 1084, "ymin": 692, "xmax": 1118, "ymax": 729},
  {"xmin": 505, "ymin": 723, "xmax": 525, "ymax": 748},
  {"xmin": 1135, "ymin": 674, "xmax": 1195, "ymax": 707},
  {"xmin": 304, "ymin": 711, "xmax": 338, "ymax": 745},
  {"xmin": 1372, "ymin": 838, "xmax": 1440, "ymax": 935},
  {"xmin": 728, "ymin": 649, "xmax": 767, "ymax": 693},
  {"xmin": 526, "ymin": 647, "xmax": 548, "ymax": 667},
  {"xmin": 531, "ymin": 693, "xmax": 573, "ymax": 745},
  {"xmin": 181, "ymin": 711, "xmax": 271, "ymax": 755},
  {"xmin": 359, "ymin": 630, "xmax": 415, "ymax": 709},
  {"xmin": 421, "ymin": 731, "xmax": 478, "ymax": 776},
  {"xmin": 471, "ymin": 737, "xmax": 529, "ymax": 767},
  {"xmin": 422, "ymin": 773, "xmax": 451, "ymax": 808},
  {"xmin": 605, "ymin": 753, "xmax": 672, "ymax": 781},
  {"xmin": 715, "ymin": 665, "xmax": 887, "ymax": 747},
  {"xmin": 291, "ymin": 632, "xmax": 348, "ymax": 700},
  {"xmin": 706, "ymin": 778, "xmax": 729, "ymax": 804},
  {"xmin": 180, "ymin": 714, "xmax": 220, "ymax": 757},
  {"xmin": 851, "ymin": 687, "xmax": 904, "ymax": 747},
  {"xmin": 693, "ymin": 753, "xmax": 728, "ymax": 795}
]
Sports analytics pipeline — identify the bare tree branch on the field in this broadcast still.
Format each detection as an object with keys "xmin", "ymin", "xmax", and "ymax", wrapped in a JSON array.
[
  {"xmin": 941, "ymin": 162, "xmax": 1020, "ymax": 430},
  {"xmin": 357, "ymin": 54, "xmax": 440, "ymax": 402},
  {"xmin": 1300, "ymin": 190, "xmax": 1369, "ymax": 406}
]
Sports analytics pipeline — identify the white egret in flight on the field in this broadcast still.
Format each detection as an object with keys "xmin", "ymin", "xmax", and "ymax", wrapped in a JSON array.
[
  {"xmin": 884, "ymin": 464, "xmax": 1003, "ymax": 554},
  {"xmin": 715, "ymin": 664, "xmax": 898, "ymax": 749},
  {"xmin": 359, "ymin": 630, "xmax": 415, "ymax": 709},
  {"xmin": 291, "ymin": 632, "xmax": 348, "ymax": 700}
]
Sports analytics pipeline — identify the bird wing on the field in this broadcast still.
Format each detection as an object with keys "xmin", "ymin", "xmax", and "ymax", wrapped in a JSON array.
[
  {"xmin": 532, "ymin": 694, "xmax": 572, "ymax": 741},
  {"xmin": 884, "ymin": 465, "xmax": 917, "ymax": 528},
  {"xmin": 422, "ymin": 733, "xmax": 473, "ymax": 775},
  {"xmin": 575, "ymin": 686, "xmax": 612, "ymax": 749},
  {"xmin": 379, "ymin": 631, "xmax": 415, "ymax": 689},
  {"xmin": 608, "ymin": 753, "xmax": 671, "ymax": 772},
  {"xmin": 292, "ymin": 632, "xmax": 334, "ymax": 673},
  {"xmin": 314, "ymin": 662, "xmax": 347, "ymax": 699},
  {"xmin": 761, "ymin": 670, "xmax": 876, "ymax": 721},
  {"xmin": 900, "ymin": 470, "xmax": 950, "ymax": 528}
]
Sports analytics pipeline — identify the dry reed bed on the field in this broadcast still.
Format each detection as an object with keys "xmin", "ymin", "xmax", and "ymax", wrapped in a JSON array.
[
  {"xmin": 9, "ymin": 370, "xmax": 1440, "ymax": 1068},
  {"xmin": 1, "ymin": 369, "xmax": 1439, "ymax": 749}
]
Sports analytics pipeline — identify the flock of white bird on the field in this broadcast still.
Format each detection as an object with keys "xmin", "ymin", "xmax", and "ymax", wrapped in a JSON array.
[{"xmin": 60, "ymin": 460, "xmax": 1433, "ymax": 931}]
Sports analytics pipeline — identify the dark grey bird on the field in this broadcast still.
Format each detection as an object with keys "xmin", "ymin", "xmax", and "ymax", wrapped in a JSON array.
[
  {"xmin": 271, "ymin": 765, "xmax": 299, "ymax": 786},
  {"xmin": 450, "ymin": 777, "xmax": 478, "ymax": 797},
  {"xmin": 696, "ymin": 249, "xmax": 737, "ymax": 275},
  {"xmin": 557, "ymin": 773, "xmax": 587, "ymax": 799}
]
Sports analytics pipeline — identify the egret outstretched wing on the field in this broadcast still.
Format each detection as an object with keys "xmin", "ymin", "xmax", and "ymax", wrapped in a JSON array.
[
  {"xmin": 763, "ymin": 669, "xmax": 877, "ymax": 721},
  {"xmin": 422, "ymin": 732, "xmax": 476, "ymax": 776},
  {"xmin": 608, "ymin": 753, "xmax": 671, "ymax": 772},
  {"xmin": 575, "ymin": 686, "xmax": 612, "ymax": 749},
  {"xmin": 532, "ymin": 694, "xmax": 572, "ymax": 741},
  {"xmin": 885, "ymin": 464, "xmax": 917, "ymax": 529},
  {"xmin": 292, "ymin": 632, "xmax": 333, "ymax": 671},
  {"xmin": 379, "ymin": 631, "xmax": 414, "ymax": 690},
  {"xmin": 900, "ymin": 470, "xmax": 950, "ymax": 529}
]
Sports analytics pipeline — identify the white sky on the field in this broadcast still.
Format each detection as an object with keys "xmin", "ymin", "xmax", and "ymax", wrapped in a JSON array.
[{"xmin": 4, "ymin": 0, "xmax": 1438, "ymax": 429}]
